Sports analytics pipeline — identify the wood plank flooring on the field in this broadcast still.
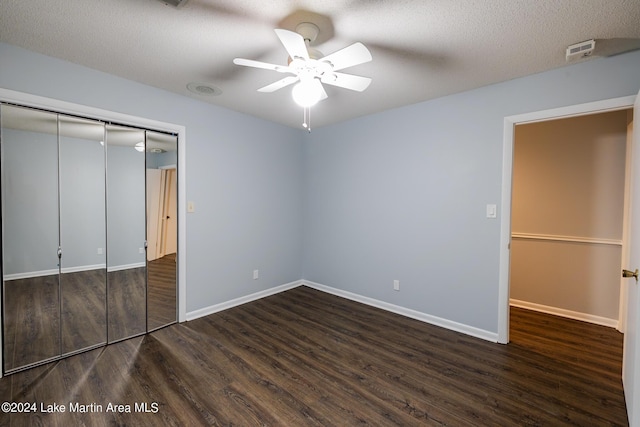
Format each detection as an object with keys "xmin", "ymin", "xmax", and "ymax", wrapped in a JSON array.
[
  {"xmin": 0, "ymin": 286, "xmax": 628, "ymax": 426},
  {"xmin": 147, "ymin": 253, "xmax": 177, "ymax": 331},
  {"xmin": 107, "ymin": 267, "xmax": 146, "ymax": 341},
  {"xmin": 3, "ymin": 275, "xmax": 61, "ymax": 371},
  {"xmin": 4, "ymin": 257, "xmax": 176, "ymax": 372}
]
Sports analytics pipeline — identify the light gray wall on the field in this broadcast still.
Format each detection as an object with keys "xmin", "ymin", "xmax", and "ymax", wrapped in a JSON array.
[
  {"xmin": 0, "ymin": 42, "xmax": 304, "ymax": 312},
  {"xmin": 2, "ymin": 126, "xmax": 163, "ymax": 275},
  {"xmin": 510, "ymin": 111, "xmax": 628, "ymax": 320},
  {"xmin": 302, "ymin": 49, "xmax": 640, "ymax": 333},
  {"xmin": 106, "ymin": 144, "xmax": 146, "ymax": 269},
  {"xmin": 147, "ymin": 149, "xmax": 177, "ymax": 169},
  {"xmin": 59, "ymin": 134, "xmax": 107, "ymax": 270},
  {"xmin": 1, "ymin": 41, "xmax": 639, "ymax": 334},
  {"xmin": 3, "ymin": 127, "xmax": 108, "ymax": 275},
  {"xmin": 1, "ymin": 128, "xmax": 59, "ymax": 275}
]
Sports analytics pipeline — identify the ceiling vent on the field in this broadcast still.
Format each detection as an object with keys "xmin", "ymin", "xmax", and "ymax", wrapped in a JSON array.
[
  {"xmin": 157, "ymin": 0, "xmax": 189, "ymax": 8},
  {"xmin": 566, "ymin": 39, "xmax": 595, "ymax": 61}
]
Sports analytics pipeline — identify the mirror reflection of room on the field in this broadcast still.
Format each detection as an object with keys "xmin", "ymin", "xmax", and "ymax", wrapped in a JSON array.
[
  {"xmin": 106, "ymin": 124, "xmax": 147, "ymax": 342},
  {"xmin": 0, "ymin": 104, "xmax": 178, "ymax": 374},
  {"xmin": 59, "ymin": 116, "xmax": 107, "ymax": 355},
  {"xmin": 145, "ymin": 131, "xmax": 178, "ymax": 331},
  {"xmin": 1, "ymin": 105, "xmax": 64, "ymax": 371}
]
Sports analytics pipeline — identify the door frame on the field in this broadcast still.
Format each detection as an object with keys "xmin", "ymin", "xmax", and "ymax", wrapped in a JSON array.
[
  {"xmin": 498, "ymin": 94, "xmax": 637, "ymax": 344},
  {"xmin": 159, "ymin": 167, "xmax": 178, "ymax": 256}
]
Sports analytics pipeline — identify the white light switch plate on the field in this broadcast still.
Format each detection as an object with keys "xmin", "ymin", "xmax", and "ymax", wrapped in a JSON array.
[{"xmin": 486, "ymin": 204, "xmax": 497, "ymax": 219}]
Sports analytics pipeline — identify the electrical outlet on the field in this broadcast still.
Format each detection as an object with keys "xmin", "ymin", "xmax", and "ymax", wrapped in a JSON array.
[
  {"xmin": 253, "ymin": 269, "xmax": 259, "ymax": 280},
  {"xmin": 139, "ymin": 247, "xmax": 145, "ymax": 254},
  {"xmin": 393, "ymin": 280, "xmax": 400, "ymax": 291},
  {"xmin": 97, "ymin": 248, "xmax": 103, "ymax": 255}
]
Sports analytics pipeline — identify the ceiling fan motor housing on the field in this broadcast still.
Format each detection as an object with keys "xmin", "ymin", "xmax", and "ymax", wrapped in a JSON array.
[{"xmin": 296, "ymin": 22, "xmax": 320, "ymax": 43}]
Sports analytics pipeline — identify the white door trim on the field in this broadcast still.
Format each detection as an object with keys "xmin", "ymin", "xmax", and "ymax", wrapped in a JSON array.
[
  {"xmin": 497, "ymin": 95, "xmax": 636, "ymax": 344},
  {"xmin": 620, "ymin": 119, "xmax": 635, "ymax": 333}
]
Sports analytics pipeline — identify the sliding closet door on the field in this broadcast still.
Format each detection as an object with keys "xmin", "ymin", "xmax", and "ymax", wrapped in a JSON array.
[
  {"xmin": 58, "ymin": 116, "xmax": 107, "ymax": 354},
  {"xmin": 1, "ymin": 103, "xmax": 178, "ymax": 373},
  {"xmin": 146, "ymin": 131, "xmax": 178, "ymax": 331},
  {"xmin": 1, "ymin": 105, "xmax": 61, "ymax": 371},
  {"xmin": 106, "ymin": 124, "xmax": 147, "ymax": 341}
]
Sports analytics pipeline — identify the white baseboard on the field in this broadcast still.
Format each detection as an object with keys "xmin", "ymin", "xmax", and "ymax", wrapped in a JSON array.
[
  {"xmin": 4, "ymin": 264, "xmax": 107, "ymax": 281},
  {"xmin": 302, "ymin": 280, "xmax": 498, "ymax": 343},
  {"xmin": 186, "ymin": 280, "xmax": 303, "ymax": 321},
  {"xmin": 3, "ymin": 268, "xmax": 59, "ymax": 281},
  {"xmin": 107, "ymin": 262, "xmax": 146, "ymax": 273},
  {"xmin": 64, "ymin": 264, "xmax": 106, "ymax": 274},
  {"xmin": 3, "ymin": 262, "xmax": 150, "ymax": 280},
  {"xmin": 510, "ymin": 298, "xmax": 618, "ymax": 328},
  {"xmin": 184, "ymin": 278, "xmax": 499, "ymax": 343}
]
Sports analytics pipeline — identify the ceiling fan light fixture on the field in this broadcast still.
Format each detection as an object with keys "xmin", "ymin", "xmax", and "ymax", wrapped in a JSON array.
[
  {"xmin": 292, "ymin": 79, "xmax": 322, "ymax": 107},
  {"xmin": 233, "ymin": 24, "xmax": 372, "ymax": 130}
]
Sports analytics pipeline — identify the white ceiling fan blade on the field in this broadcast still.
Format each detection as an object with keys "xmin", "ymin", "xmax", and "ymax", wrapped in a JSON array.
[
  {"xmin": 320, "ymin": 42, "xmax": 372, "ymax": 72},
  {"xmin": 321, "ymin": 72, "xmax": 372, "ymax": 92},
  {"xmin": 258, "ymin": 76, "xmax": 300, "ymax": 93},
  {"xmin": 274, "ymin": 29, "xmax": 309, "ymax": 61},
  {"xmin": 233, "ymin": 58, "xmax": 291, "ymax": 73}
]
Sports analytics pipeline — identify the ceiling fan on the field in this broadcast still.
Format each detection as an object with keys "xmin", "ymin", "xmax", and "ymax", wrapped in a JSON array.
[{"xmin": 233, "ymin": 22, "xmax": 372, "ymax": 129}]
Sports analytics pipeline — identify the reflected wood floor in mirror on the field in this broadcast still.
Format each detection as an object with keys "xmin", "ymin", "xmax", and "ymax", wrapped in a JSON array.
[
  {"xmin": 107, "ymin": 267, "xmax": 146, "ymax": 342},
  {"xmin": 147, "ymin": 253, "xmax": 177, "ymax": 330},
  {"xmin": 3, "ymin": 270, "xmax": 110, "ymax": 371},
  {"xmin": 0, "ymin": 286, "xmax": 627, "ymax": 426},
  {"xmin": 3, "ymin": 275, "xmax": 60, "ymax": 371},
  {"xmin": 61, "ymin": 269, "xmax": 107, "ymax": 355},
  {"xmin": 4, "ymin": 262, "xmax": 177, "ymax": 373}
]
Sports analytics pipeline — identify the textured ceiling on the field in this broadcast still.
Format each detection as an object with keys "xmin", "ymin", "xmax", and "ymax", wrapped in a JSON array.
[{"xmin": 1, "ymin": 0, "xmax": 639, "ymax": 129}]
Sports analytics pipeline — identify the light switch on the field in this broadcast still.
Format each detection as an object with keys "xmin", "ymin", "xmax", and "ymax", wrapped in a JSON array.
[
  {"xmin": 486, "ymin": 204, "xmax": 497, "ymax": 219},
  {"xmin": 187, "ymin": 201, "xmax": 195, "ymax": 213}
]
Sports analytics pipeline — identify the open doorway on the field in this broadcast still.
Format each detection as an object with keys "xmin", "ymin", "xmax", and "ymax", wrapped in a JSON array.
[
  {"xmin": 147, "ymin": 167, "xmax": 178, "ymax": 261},
  {"xmin": 509, "ymin": 110, "xmax": 631, "ymax": 329},
  {"xmin": 498, "ymin": 95, "xmax": 637, "ymax": 344}
]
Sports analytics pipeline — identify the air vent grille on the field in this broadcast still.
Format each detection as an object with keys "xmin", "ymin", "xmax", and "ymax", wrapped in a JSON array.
[
  {"xmin": 566, "ymin": 39, "xmax": 595, "ymax": 61},
  {"xmin": 158, "ymin": 0, "xmax": 189, "ymax": 8}
]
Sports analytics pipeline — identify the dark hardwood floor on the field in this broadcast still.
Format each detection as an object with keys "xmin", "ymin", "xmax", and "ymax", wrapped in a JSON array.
[
  {"xmin": 0, "ymin": 286, "xmax": 628, "ymax": 426},
  {"xmin": 3, "ymin": 275, "xmax": 61, "ymax": 371},
  {"xmin": 107, "ymin": 267, "xmax": 146, "ymax": 341},
  {"xmin": 147, "ymin": 253, "xmax": 178, "ymax": 331},
  {"xmin": 4, "ymin": 259, "xmax": 176, "ymax": 372}
]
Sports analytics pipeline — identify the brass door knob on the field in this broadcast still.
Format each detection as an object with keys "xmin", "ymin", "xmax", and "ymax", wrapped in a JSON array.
[{"xmin": 623, "ymin": 269, "xmax": 639, "ymax": 282}]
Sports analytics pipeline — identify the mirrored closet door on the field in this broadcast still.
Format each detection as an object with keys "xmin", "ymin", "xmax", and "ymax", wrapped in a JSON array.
[
  {"xmin": 146, "ymin": 131, "xmax": 178, "ymax": 331},
  {"xmin": 59, "ymin": 116, "xmax": 108, "ymax": 355},
  {"xmin": 1, "ymin": 105, "xmax": 62, "ymax": 371},
  {"xmin": 106, "ymin": 124, "xmax": 147, "ymax": 342},
  {"xmin": 1, "ymin": 103, "xmax": 178, "ymax": 374}
]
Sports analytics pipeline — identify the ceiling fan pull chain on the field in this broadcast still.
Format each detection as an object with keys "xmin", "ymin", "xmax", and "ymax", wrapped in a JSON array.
[{"xmin": 302, "ymin": 107, "xmax": 312, "ymax": 132}]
